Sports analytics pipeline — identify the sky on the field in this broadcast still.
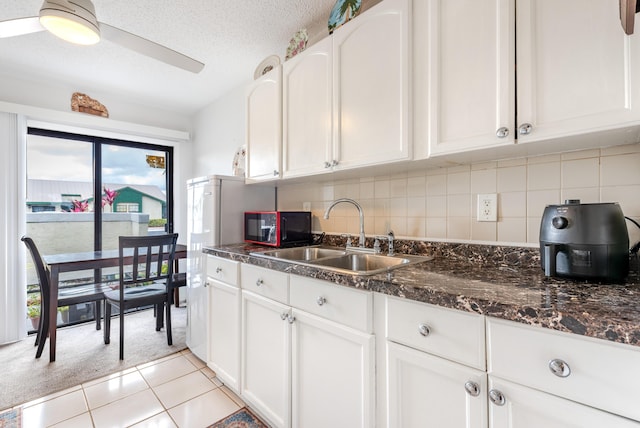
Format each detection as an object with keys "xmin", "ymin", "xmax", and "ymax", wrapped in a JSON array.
[{"xmin": 27, "ymin": 134, "xmax": 167, "ymax": 192}]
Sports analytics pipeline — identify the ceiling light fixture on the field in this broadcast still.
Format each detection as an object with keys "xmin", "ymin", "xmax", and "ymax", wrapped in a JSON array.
[{"xmin": 39, "ymin": 0, "xmax": 100, "ymax": 45}]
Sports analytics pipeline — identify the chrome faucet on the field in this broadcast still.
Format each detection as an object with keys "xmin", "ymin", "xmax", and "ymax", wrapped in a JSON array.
[{"xmin": 323, "ymin": 198, "xmax": 366, "ymax": 248}]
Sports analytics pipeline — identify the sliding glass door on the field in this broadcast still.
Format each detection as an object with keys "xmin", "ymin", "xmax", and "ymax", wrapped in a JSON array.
[{"xmin": 25, "ymin": 128, "xmax": 174, "ymax": 330}]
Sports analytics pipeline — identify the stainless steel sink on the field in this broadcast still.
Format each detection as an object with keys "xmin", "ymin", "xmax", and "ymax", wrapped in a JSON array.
[
  {"xmin": 252, "ymin": 246, "xmax": 347, "ymax": 262},
  {"xmin": 309, "ymin": 253, "xmax": 430, "ymax": 275},
  {"xmin": 251, "ymin": 245, "xmax": 431, "ymax": 276}
]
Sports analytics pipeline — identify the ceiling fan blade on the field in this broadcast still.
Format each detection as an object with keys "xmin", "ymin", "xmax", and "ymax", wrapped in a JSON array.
[
  {"xmin": 0, "ymin": 16, "xmax": 46, "ymax": 38},
  {"xmin": 99, "ymin": 22, "xmax": 204, "ymax": 73}
]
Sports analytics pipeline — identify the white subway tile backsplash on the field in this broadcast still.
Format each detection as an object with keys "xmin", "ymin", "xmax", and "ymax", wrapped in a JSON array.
[{"xmin": 277, "ymin": 144, "xmax": 639, "ymax": 244}]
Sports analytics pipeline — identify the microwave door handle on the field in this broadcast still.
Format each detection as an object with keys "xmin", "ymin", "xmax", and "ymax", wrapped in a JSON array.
[{"xmin": 282, "ymin": 217, "xmax": 287, "ymax": 240}]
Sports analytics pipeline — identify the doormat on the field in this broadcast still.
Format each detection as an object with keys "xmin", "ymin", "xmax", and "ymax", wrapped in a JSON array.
[
  {"xmin": 0, "ymin": 407, "xmax": 21, "ymax": 428},
  {"xmin": 208, "ymin": 407, "xmax": 268, "ymax": 428}
]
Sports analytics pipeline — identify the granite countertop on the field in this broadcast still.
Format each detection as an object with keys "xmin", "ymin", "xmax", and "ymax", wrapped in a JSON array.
[{"xmin": 203, "ymin": 240, "xmax": 640, "ymax": 348}]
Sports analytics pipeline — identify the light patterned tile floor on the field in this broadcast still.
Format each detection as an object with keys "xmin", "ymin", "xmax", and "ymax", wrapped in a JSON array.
[{"xmin": 8, "ymin": 350, "xmax": 246, "ymax": 428}]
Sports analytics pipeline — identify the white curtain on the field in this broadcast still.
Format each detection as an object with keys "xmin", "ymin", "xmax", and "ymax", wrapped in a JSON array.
[{"xmin": 0, "ymin": 112, "xmax": 26, "ymax": 344}]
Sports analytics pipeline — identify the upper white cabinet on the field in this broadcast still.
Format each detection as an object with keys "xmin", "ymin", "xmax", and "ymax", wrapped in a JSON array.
[
  {"xmin": 282, "ymin": 37, "xmax": 333, "ymax": 178},
  {"xmin": 414, "ymin": 0, "xmax": 515, "ymax": 158},
  {"xmin": 415, "ymin": 0, "xmax": 640, "ymax": 158},
  {"xmin": 282, "ymin": 0, "xmax": 411, "ymax": 177},
  {"xmin": 516, "ymin": 0, "xmax": 640, "ymax": 143},
  {"xmin": 246, "ymin": 67, "xmax": 282, "ymax": 182},
  {"xmin": 332, "ymin": 0, "xmax": 411, "ymax": 169}
]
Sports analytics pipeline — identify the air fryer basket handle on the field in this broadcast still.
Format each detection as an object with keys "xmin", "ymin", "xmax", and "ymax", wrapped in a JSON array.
[{"xmin": 544, "ymin": 244, "xmax": 558, "ymax": 277}]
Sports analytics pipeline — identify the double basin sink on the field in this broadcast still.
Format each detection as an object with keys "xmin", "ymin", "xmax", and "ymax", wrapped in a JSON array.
[{"xmin": 251, "ymin": 245, "xmax": 432, "ymax": 276}]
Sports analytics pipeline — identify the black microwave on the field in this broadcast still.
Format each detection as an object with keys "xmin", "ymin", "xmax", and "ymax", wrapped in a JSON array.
[{"xmin": 244, "ymin": 211, "xmax": 312, "ymax": 247}]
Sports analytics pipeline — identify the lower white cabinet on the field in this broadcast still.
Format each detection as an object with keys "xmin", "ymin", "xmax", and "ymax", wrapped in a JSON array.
[
  {"xmin": 291, "ymin": 309, "xmax": 374, "ymax": 428},
  {"xmin": 387, "ymin": 341, "xmax": 487, "ymax": 428},
  {"xmin": 208, "ymin": 280, "xmax": 241, "ymax": 392},
  {"xmin": 241, "ymin": 290, "xmax": 291, "ymax": 428},
  {"xmin": 488, "ymin": 377, "xmax": 640, "ymax": 428}
]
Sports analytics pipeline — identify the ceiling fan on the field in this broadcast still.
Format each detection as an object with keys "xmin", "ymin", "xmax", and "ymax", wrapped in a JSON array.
[{"xmin": 0, "ymin": 0, "xmax": 204, "ymax": 73}]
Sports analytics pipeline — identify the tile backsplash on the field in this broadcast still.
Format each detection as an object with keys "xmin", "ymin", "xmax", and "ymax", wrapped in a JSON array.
[{"xmin": 276, "ymin": 144, "xmax": 640, "ymax": 246}]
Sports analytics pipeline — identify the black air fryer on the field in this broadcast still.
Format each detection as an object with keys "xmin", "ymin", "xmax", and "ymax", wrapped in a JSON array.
[{"xmin": 539, "ymin": 200, "xmax": 629, "ymax": 282}]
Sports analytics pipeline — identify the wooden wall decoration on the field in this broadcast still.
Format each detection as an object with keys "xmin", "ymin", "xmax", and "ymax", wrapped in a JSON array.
[{"xmin": 70, "ymin": 92, "xmax": 109, "ymax": 118}]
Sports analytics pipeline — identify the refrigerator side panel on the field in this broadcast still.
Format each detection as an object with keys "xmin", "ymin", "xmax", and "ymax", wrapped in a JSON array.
[{"xmin": 219, "ymin": 180, "xmax": 275, "ymax": 245}]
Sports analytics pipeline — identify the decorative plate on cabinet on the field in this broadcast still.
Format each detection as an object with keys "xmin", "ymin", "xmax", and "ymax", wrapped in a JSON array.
[
  {"xmin": 254, "ymin": 55, "xmax": 280, "ymax": 79},
  {"xmin": 285, "ymin": 28, "xmax": 308, "ymax": 60},
  {"xmin": 328, "ymin": 0, "xmax": 362, "ymax": 34}
]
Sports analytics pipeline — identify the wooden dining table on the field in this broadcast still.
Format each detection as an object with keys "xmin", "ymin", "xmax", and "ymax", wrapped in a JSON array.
[{"xmin": 42, "ymin": 244, "xmax": 187, "ymax": 362}]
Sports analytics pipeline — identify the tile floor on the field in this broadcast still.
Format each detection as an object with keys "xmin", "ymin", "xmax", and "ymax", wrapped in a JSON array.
[{"xmin": 9, "ymin": 349, "xmax": 247, "ymax": 428}]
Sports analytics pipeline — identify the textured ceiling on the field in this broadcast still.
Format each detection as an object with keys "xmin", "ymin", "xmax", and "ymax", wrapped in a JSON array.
[{"xmin": 0, "ymin": 0, "xmax": 344, "ymax": 116}]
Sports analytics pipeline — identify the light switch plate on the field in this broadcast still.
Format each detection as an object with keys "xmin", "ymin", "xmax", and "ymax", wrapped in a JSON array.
[{"xmin": 477, "ymin": 193, "xmax": 498, "ymax": 222}]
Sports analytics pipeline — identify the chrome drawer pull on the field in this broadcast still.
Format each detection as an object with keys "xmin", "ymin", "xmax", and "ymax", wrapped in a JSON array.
[
  {"xmin": 280, "ymin": 312, "xmax": 288, "ymax": 321},
  {"xmin": 489, "ymin": 389, "xmax": 506, "ymax": 406},
  {"xmin": 215, "ymin": 267, "xmax": 222, "ymax": 273},
  {"xmin": 316, "ymin": 296, "xmax": 326, "ymax": 306},
  {"xmin": 464, "ymin": 381, "xmax": 480, "ymax": 397},
  {"xmin": 548, "ymin": 359, "xmax": 571, "ymax": 378},
  {"xmin": 287, "ymin": 314, "xmax": 296, "ymax": 324},
  {"xmin": 418, "ymin": 323, "xmax": 431, "ymax": 337},
  {"xmin": 256, "ymin": 278, "xmax": 264, "ymax": 287}
]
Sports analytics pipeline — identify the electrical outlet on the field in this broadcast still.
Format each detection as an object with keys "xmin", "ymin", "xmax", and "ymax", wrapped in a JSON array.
[
  {"xmin": 303, "ymin": 202, "xmax": 311, "ymax": 211},
  {"xmin": 477, "ymin": 193, "xmax": 498, "ymax": 222}
]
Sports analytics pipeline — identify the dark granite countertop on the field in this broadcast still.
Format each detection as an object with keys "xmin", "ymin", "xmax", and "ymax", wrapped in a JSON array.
[{"xmin": 203, "ymin": 240, "xmax": 640, "ymax": 348}]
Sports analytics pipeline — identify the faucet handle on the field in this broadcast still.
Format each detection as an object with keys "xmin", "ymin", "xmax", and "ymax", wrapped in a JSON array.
[
  {"xmin": 340, "ymin": 233, "xmax": 352, "ymax": 248},
  {"xmin": 373, "ymin": 237, "xmax": 382, "ymax": 254}
]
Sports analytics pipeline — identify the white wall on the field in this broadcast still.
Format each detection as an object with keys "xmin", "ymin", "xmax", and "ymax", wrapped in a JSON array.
[{"xmin": 191, "ymin": 84, "xmax": 247, "ymax": 178}]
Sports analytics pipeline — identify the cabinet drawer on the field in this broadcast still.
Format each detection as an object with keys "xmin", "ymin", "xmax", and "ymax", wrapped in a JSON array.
[
  {"xmin": 206, "ymin": 256, "xmax": 239, "ymax": 286},
  {"xmin": 241, "ymin": 264, "xmax": 289, "ymax": 304},
  {"xmin": 487, "ymin": 318, "xmax": 640, "ymax": 422},
  {"xmin": 289, "ymin": 275, "xmax": 372, "ymax": 333},
  {"xmin": 386, "ymin": 296, "xmax": 485, "ymax": 370}
]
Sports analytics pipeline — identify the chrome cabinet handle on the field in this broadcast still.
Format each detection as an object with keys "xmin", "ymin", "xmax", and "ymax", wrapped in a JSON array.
[
  {"xmin": 489, "ymin": 389, "xmax": 506, "ymax": 406},
  {"xmin": 204, "ymin": 282, "xmax": 210, "ymax": 287},
  {"xmin": 215, "ymin": 267, "xmax": 222, "ymax": 273},
  {"xmin": 255, "ymin": 278, "xmax": 264, "ymax": 287},
  {"xmin": 331, "ymin": 159, "xmax": 339, "ymax": 167},
  {"xmin": 418, "ymin": 323, "xmax": 431, "ymax": 337},
  {"xmin": 280, "ymin": 312, "xmax": 288, "ymax": 321},
  {"xmin": 324, "ymin": 161, "xmax": 332, "ymax": 168},
  {"xmin": 518, "ymin": 123, "xmax": 533, "ymax": 135},
  {"xmin": 496, "ymin": 127, "xmax": 509, "ymax": 138},
  {"xmin": 316, "ymin": 296, "xmax": 326, "ymax": 306},
  {"xmin": 287, "ymin": 314, "xmax": 296, "ymax": 324},
  {"xmin": 549, "ymin": 359, "xmax": 571, "ymax": 378},
  {"xmin": 464, "ymin": 381, "xmax": 480, "ymax": 397}
]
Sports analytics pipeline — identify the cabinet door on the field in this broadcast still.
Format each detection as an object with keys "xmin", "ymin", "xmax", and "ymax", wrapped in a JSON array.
[
  {"xmin": 415, "ymin": 0, "xmax": 515, "ymax": 158},
  {"xmin": 241, "ymin": 291, "xmax": 291, "ymax": 428},
  {"xmin": 282, "ymin": 37, "xmax": 333, "ymax": 178},
  {"xmin": 517, "ymin": 0, "xmax": 640, "ymax": 142},
  {"xmin": 291, "ymin": 310, "xmax": 375, "ymax": 428},
  {"xmin": 208, "ymin": 280, "xmax": 240, "ymax": 392},
  {"xmin": 332, "ymin": 0, "xmax": 411, "ymax": 169},
  {"xmin": 387, "ymin": 341, "xmax": 487, "ymax": 428},
  {"xmin": 246, "ymin": 68, "xmax": 282, "ymax": 181},
  {"xmin": 488, "ymin": 377, "xmax": 640, "ymax": 428}
]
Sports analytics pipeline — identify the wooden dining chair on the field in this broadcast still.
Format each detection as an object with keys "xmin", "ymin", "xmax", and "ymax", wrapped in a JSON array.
[
  {"xmin": 103, "ymin": 233, "xmax": 178, "ymax": 360},
  {"xmin": 21, "ymin": 236, "xmax": 111, "ymax": 359}
]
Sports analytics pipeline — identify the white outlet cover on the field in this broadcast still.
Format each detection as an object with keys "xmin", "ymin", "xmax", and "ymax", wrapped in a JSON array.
[{"xmin": 477, "ymin": 193, "xmax": 498, "ymax": 222}]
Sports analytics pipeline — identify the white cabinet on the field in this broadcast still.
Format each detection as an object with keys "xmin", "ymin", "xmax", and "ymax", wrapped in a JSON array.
[
  {"xmin": 207, "ymin": 256, "xmax": 241, "ymax": 392},
  {"xmin": 415, "ymin": 0, "xmax": 640, "ymax": 158},
  {"xmin": 241, "ymin": 290, "xmax": 291, "ymax": 428},
  {"xmin": 332, "ymin": 0, "xmax": 411, "ymax": 169},
  {"xmin": 487, "ymin": 317, "xmax": 640, "ymax": 423},
  {"xmin": 414, "ymin": 0, "xmax": 515, "ymax": 158},
  {"xmin": 291, "ymin": 309, "xmax": 374, "ymax": 428},
  {"xmin": 282, "ymin": 0, "xmax": 411, "ymax": 177},
  {"xmin": 246, "ymin": 67, "xmax": 282, "ymax": 182},
  {"xmin": 488, "ymin": 377, "xmax": 640, "ymax": 428},
  {"xmin": 282, "ymin": 37, "xmax": 333, "ymax": 178},
  {"xmin": 381, "ymin": 296, "xmax": 487, "ymax": 428},
  {"xmin": 240, "ymin": 270, "xmax": 374, "ymax": 428},
  {"xmin": 516, "ymin": 0, "xmax": 640, "ymax": 143},
  {"xmin": 387, "ymin": 341, "xmax": 487, "ymax": 428}
]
